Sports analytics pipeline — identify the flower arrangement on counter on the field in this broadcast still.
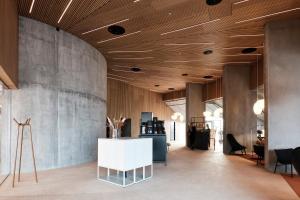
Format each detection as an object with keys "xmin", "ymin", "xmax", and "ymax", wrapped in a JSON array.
[{"xmin": 107, "ymin": 116, "xmax": 126, "ymax": 138}]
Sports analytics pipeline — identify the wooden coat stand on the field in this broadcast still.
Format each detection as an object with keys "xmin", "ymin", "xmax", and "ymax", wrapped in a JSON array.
[{"xmin": 12, "ymin": 118, "xmax": 38, "ymax": 187}]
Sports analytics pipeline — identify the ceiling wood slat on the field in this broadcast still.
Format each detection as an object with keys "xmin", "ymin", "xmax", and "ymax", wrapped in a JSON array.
[{"xmin": 17, "ymin": 0, "xmax": 300, "ymax": 92}]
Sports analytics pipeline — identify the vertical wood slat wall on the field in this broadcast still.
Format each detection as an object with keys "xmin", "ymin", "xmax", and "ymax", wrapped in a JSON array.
[
  {"xmin": 162, "ymin": 89, "xmax": 186, "ymax": 101},
  {"xmin": 202, "ymin": 78, "xmax": 223, "ymax": 102},
  {"xmin": 0, "ymin": 0, "xmax": 18, "ymax": 88},
  {"xmin": 107, "ymin": 79, "xmax": 173, "ymax": 136}
]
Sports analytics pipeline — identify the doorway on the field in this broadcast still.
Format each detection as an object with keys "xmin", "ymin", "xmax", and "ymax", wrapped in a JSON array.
[
  {"xmin": 204, "ymin": 99, "xmax": 223, "ymax": 152},
  {"xmin": 165, "ymin": 98, "xmax": 186, "ymax": 148}
]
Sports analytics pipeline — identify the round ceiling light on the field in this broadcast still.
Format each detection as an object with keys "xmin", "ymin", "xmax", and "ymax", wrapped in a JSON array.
[
  {"xmin": 168, "ymin": 88, "xmax": 175, "ymax": 91},
  {"xmin": 203, "ymin": 49, "xmax": 213, "ymax": 55},
  {"xmin": 242, "ymin": 48, "xmax": 257, "ymax": 54},
  {"xmin": 130, "ymin": 67, "xmax": 141, "ymax": 72},
  {"xmin": 203, "ymin": 75, "xmax": 213, "ymax": 79},
  {"xmin": 206, "ymin": 0, "xmax": 222, "ymax": 6},
  {"xmin": 203, "ymin": 111, "xmax": 212, "ymax": 118},
  {"xmin": 253, "ymin": 99, "xmax": 265, "ymax": 115},
  {"xmin": 108, "ymin": 25, "xmax": 125, "ymax": 35}
]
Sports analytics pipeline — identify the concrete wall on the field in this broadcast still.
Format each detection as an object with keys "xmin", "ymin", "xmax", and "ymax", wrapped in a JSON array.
[
  {"xmin": 186, "ymin": 83, "xmax": 205, "ymax": 146},
  {"xmin": 223, "ymin": 65, "xmax": 256, "ymax": 154},
  {"xmin": 9, "ymin": 17, "xmax": 107, "ymax": 172},
  {"xmin": 265, "ymin": 19, "xmax": 300, "ymax": 170},
  {"xmin": 0, "ymin": 88, "xmax": 12, "ymax": 179}
]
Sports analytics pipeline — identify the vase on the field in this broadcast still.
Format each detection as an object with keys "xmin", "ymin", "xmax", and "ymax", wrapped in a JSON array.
[{"xmin": 112, "ymin": 128, "xmax": 119, "ymax": 139}]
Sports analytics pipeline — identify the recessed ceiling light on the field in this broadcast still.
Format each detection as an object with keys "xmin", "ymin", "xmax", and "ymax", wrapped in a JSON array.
[
  {"xmin": 206, "ymin": 0, "xmax": 222, "ymax": 6},
  {"xmin": 131, "ymin": 67, "xmax": 142, "ymax": 72},
  {"xmin": 182, "ymin": 73, "xmax": 188, "ymax": 76},
  {"xmin": 203, "ymin": 49, "xmax": 213, "ymax": 55},
  {"xmin": 82, "ymin": 19, "xmax": 129, "ymax": 35},
  {"xmin": 155, "ymin": 84, "xmax": 160, "ymax": 87},
  {"xmin": 164, "ymin": 42, "xmax": 215, "ymax": 46},
  {"xmin": 161, "ymin": 18, "xmax": 220, "ymax": 35},
  {"xmin": 97, "ymin": 31, "xmax": 141, "ymax": 44},
  {"xmin": 29, "ymin": 0, "xmax": 35, "ymax": 13},
  {"xmin": 108, "ymin": 25, "xmax": 125, "ymax": 35},
  {"xmin": 236, "ymin": 8, "xmax": 300, "ymax": 24},
  {"xmin": 203, "ymin": 75, "xmax": 214, "ymax": 79},
  {"xmin": 58, "ymin": 0, "xmax": 73, "ymax": 23},
  {"xmin": 241, "ymin": 48, "xmax": 257, "ymax": 54},
  {"xmin": 108, "ymin": 50, "xmax": 153, "ymax": 54},
  {"xmin": 168, "ymin": 88, "xmax": 175, "ymax": 91},
  {"xmin": 133, "ymin": 0, "xmax": 141, "ymax": 2}
]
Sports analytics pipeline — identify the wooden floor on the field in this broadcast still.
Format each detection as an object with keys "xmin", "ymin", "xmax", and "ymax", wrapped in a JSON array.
[{"xmin": 0, "ymin": 147, "xmax": 299, "ymax": 200}]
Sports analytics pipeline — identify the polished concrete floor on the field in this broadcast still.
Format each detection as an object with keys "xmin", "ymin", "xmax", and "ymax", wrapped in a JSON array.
[{"xmin": 0, "ymin": 147, "xmax": 299, "ymax": 200}]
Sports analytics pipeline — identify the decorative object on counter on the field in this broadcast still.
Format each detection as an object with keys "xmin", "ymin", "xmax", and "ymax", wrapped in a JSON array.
[
  {"xmin": 107, "ymin": 116, "xmax": 126, "ymax": 139},
  {"xmin": 12, "ymin": 118, "xmax": 38, "ymax": 188}
]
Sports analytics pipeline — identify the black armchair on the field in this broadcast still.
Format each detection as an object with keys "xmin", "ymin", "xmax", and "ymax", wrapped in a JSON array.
[
  {"xmin": 292, "ymin": 147, "xmax": 300, "ymax": 175},
  {"xmin": 253, "ymin": 145, "xmax": 264, "ymax": 165},
  {"xmin": 227, "ymin": 134, "xmax": 246, "ymax": 154},
  {"xmin": 274, "ymin": 148, "xmax": 293, "ymax": 177}
]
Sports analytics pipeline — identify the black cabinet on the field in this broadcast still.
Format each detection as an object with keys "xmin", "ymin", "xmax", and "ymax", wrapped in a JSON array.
[{"xmin": 140, "ymin": 134, "xmax": 167, "ymax": 165}]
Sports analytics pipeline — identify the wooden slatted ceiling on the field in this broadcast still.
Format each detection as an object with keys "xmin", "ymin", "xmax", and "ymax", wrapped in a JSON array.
[{"xmin": 17, "ymin": 0, "xmax": 300, "ymax": 92}]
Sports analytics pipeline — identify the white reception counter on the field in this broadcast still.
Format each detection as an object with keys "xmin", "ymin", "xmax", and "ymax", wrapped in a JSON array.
[{"xmin": 97, "ymin": 138, "xmax": 153, "ymax": 187}]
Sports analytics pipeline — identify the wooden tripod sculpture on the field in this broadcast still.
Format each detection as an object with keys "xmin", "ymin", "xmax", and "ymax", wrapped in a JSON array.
[{"xmin": 12, "ymin": 118, "xmax": 38, "ymax": 187}]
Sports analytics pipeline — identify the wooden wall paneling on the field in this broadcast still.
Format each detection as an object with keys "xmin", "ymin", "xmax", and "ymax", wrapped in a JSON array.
[
  {"xmin": 0, "ymin": 0, "xmax": 18, "ymax": 88},
  {"xmin": 162, "ymin": 89, "xmax": 186, "ymax": 101},
  {"xmin": 107, "ymin": 79, "xmax": 173, "ymax": 136},
  {"xmin": 202, "ymin": 78, "xmax": 223, "ymax": 102}
]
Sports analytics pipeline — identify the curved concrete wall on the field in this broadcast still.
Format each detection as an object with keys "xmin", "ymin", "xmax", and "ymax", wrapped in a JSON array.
[{"xmin": 11, "ymin": 17, "xmax": 107, "ymax": 172}]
